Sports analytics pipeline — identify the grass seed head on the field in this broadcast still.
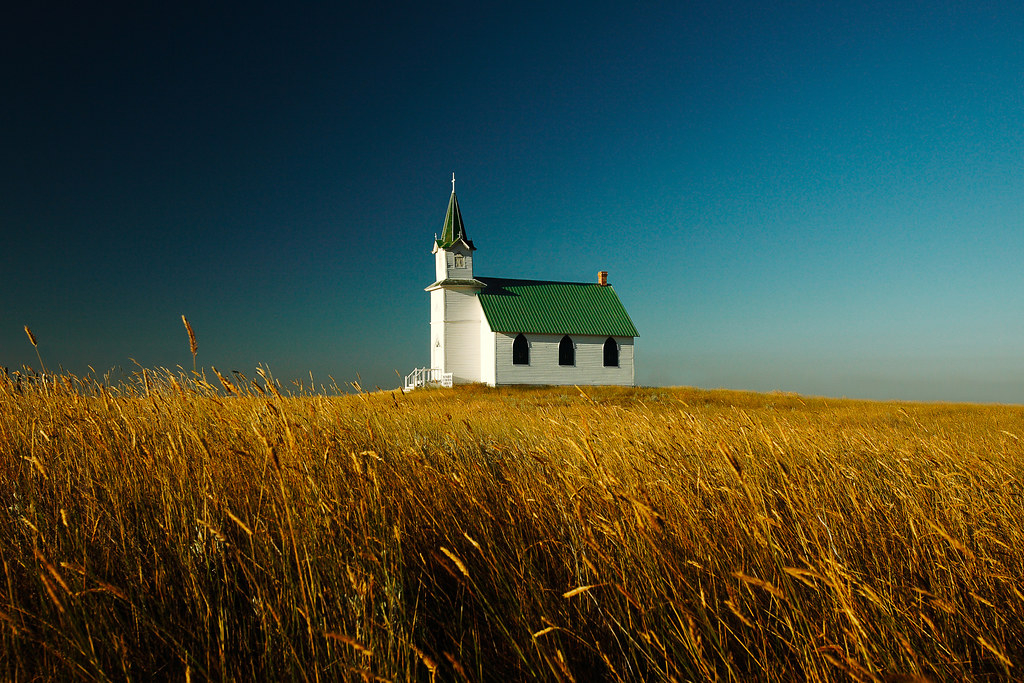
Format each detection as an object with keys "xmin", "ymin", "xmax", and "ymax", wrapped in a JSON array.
[{"xmin": 181, "ymin": 315, "xmax": 197, "ymax": 354}]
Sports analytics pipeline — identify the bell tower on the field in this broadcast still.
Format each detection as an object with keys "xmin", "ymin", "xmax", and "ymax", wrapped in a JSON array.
[
  {"xmin": 426, "ymin": 175, "xmax": 485, "ymax": 381},
  {"xmin": 433, "ymin": 173, "xmax": 475, "ymax": 280}
]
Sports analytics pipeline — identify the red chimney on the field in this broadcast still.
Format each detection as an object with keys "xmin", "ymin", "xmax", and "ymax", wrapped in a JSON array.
[{"xmin": 598, "ymin": 271, "xmax": 608, "ymax": 286}]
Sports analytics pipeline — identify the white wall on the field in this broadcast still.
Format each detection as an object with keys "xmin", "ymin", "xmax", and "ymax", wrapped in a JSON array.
[
  {"xmin": 450, "ymin": 248, "xmax": 474, "ymax": 279},
  {"xmin": 434, "ymin": 249, "xmax": 447, "ymax": 282},
  {"xmin": 442, "ymin": 289, "xmax": 483, "ymax": 383},
  {"xmin": 480, "ymin": 324, "xmax": 496, "ymax": 386},
  {"xmin": 434, "ymin": 245, "xmax": 474, "ymax": 281},
  {"xmin": 429, "ymin": 289, "xmax": 445, "ymax": 370},
  {"xmin": 494, "ymin": 334, "xmax": 634, "ymax": 386}
]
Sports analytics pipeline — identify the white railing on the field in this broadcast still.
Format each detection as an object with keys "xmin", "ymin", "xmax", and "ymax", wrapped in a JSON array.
[{"xmin": 403, "ymin": 367, "xmax": 453, "ymax": 392}]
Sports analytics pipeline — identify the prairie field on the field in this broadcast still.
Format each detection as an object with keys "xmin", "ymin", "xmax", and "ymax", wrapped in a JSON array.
[{"xmin": 2, "ymin": 370, "xmax": 1024, "ymax": 681}]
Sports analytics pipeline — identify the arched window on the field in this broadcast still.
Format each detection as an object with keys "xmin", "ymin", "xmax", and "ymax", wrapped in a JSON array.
[
  {"xmin": 512, "ymin": 334, "xmax": 529, "ymax": 365},
  {"xmin": 558, "ymin": 335, "xmax": 575, "ymax": 366},
  {"xmin": 454, "ymin": 254, "xmax": 465, "ymax": 268},
  {"xmin": 603, "ymin": 337, "xmax": 619, "ymax": 367}
]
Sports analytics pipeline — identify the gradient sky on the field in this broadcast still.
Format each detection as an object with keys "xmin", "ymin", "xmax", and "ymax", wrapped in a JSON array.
[{"xmin": 3, "ymin": 1, "xmax": 1024, "ymax": 402}]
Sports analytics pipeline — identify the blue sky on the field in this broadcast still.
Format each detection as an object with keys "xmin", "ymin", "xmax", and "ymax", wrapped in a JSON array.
[{"xmin": 3, "ymin": 1, "xmax": 1024, "ymax": 402}]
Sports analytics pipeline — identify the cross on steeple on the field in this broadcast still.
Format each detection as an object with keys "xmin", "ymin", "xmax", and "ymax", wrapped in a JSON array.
[{"xmin": 452, "ymin": 172, "xmax": 455, "ymax": 193}]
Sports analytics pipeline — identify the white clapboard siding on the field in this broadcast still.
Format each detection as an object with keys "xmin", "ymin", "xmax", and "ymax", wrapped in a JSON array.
[
  {"xmin": 429, "ymin": 289, "xmax": 445, "ymax": 369},
  {"xmin": 435, "ymin": 249, "xmax": 447, "ymax": 282},
  {"xmin": 479, "ymin": 324, "xmax": 497, "ymax": 386},
  {"xmin": 435, "ymin": 246, "xmax": 474, "ymax": 281},
  {"xmin": 493, "ymin": 333, "xmax": 634, "ymax": 386},
  {"xmin": 447, "ymin": 248, "xmax": 473, "ymax": 280},
  {"xmin": 442, "ymin": 289, "xmax": 483, "ymax": 383}
]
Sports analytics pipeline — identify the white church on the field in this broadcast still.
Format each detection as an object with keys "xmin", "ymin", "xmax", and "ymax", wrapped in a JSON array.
[{"xmin": 404, "ymin": 178, "xmax": 638, "ymax": 390}]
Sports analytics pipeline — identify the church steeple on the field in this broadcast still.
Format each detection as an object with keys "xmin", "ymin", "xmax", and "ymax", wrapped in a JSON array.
[
  {"xmin": 435, "ymin": 174, "xmax": 474, "ymax": 250},
  {"xmin": 427, "ymin": 176, "xmax": 484, "ymax": 382},
  {"xmin": 430, "ymin": 175, "xmax": 480, "ymax": 284}
]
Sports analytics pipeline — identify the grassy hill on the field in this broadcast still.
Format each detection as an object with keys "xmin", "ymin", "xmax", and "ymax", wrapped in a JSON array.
[{"xmin": 2, "ymin": 371, "xmax": 1023, "ymax": 681}]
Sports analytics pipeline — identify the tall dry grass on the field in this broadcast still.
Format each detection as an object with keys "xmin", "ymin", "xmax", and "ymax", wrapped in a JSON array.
[{"xmin": 2, "ymin": 370, "xmax": 1023, "ymax": 681}]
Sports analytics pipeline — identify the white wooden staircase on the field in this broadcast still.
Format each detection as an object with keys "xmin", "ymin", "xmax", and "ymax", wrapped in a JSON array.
[{"xmin": 403, "ymin": 367, "xmax": 453, "ymax": 392}]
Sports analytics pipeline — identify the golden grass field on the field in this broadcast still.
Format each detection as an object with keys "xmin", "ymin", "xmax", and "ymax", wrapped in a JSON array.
[{"xmin": 3, "ymin": 368, "xmax": 1024, "ymax": 681}]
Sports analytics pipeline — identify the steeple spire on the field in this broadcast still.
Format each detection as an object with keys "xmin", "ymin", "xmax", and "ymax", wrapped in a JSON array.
[{"xmin": 435, "ymin": 176, "xmax": 474, "ymax": 250}]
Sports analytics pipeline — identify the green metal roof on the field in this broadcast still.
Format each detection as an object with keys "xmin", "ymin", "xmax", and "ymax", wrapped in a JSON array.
[
  {"xmin": 476, "ymin": 278, "xmax": 639, "ymax": 337},
  {"xmin": 435, "ymin": 191, "xmax": 474, "ymax": 250}
]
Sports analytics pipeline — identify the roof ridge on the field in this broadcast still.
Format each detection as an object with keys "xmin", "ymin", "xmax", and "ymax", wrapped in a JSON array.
[{"xmin": 478, "ymin": 276, "xmax": 607, "ymax": 286}]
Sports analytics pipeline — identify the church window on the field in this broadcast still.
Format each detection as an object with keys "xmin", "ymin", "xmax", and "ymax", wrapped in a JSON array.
[
  {"xmin": 512, "ymin": 334, "xmax": 529, "ymax": 365},
  {"xmin": 603, "ymin": 337, "xmax": 619, "ymax": 367},
  {"xmin": 558, "ymin": 336, "xmax": 575, "ymax": 366},
  {"xmin": 454, "ymin": 254, "xmax": 465, "ymax": 268}
]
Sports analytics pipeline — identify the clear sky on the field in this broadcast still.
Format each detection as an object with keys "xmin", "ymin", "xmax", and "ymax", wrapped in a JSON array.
[{"xmin": 3, "ymin": 1, "xmax": 1024, "ymax": 402}]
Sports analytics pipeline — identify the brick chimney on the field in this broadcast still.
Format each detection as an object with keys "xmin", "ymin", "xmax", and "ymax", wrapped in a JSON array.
[{"xmin": 598, "ymin": 271, "xmax": 608, "ymax": 286}]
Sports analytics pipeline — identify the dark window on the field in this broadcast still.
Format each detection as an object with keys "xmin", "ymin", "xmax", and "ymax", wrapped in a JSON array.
[
  {"xmin": 512, "ymin": 334, "xmax": 529, "ymax": 365},
  {"xmin": 603, "ymin": 337, "xmax": 619, "ymax": 367},
  {"xmin": 558, "ymin": 335, "xmax": 575, "ymax": 366}
]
